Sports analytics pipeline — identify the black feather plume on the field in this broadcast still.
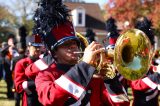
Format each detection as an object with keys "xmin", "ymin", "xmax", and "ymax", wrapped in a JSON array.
[
  {"xmin": 106, "ymin": 17, "xmax": 119, "ymax": 38},
  {"xmin": 135, "ymin": 17, "xmax": 154, "ymax": 45},
  {"xmin": 33, "ymin": 0, "xmax": 71, "ymax": 38}
]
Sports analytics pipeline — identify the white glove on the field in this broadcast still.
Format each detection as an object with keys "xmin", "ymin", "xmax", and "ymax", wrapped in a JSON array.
[
  {"xmin": 158, "ymin": 85, "xmax": 160, "ymax": 90},
  {"xmin": 22, "ymin": 81, "xmax": 32, "ymax": 94},
  {"xmin": 156, "ymin": 64, "xmax": 160, "ymax": 74},
  {"xmin": 22, "ymin": 81, "xmax": 28, "ymax": 90}
]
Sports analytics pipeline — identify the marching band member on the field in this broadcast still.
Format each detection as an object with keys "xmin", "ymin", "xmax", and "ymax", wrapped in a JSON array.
[
  {"xmin": 129, "ymin": 16, "xmax": 160, "ymax": 106},
  {"xmin": 14, "ymin": 34, "xmax": 43, "ymax": 106},
  {"xmin": 105, "ymin": 17, "xmax": 130, "ymax": 92},
  {"xmin": 130, "ymin": 70, "xmax": 160, "ymax": 106},
  {"xmin": 105, "ymin": 17, "xmax": 120, "ymax": 45},
  {"xmin": 105, "ymin": 16, "xmax": 160, "ymax": 106},
  {"xmin": 32, "ymin": 0, "xmax": 130, "ymax": 106}
]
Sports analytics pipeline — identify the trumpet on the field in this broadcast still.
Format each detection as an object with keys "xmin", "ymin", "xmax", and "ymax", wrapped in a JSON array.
[{"xmin": 74, "ymin": 47, "xmax": 116, "ymax": 79}]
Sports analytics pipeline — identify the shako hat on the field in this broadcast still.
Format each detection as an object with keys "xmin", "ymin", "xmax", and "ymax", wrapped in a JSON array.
[
  {"xmin": 106, "ymin": 17, "xmax": 119, "ymax": 45},
  {"xmin": 33, "ymin": 0, "xmax": 79, "ymax": 52},
  {"xmin": 135, "ymin": 16, "xmax": 155, "ymax": 45},
  {"xmin": 27, "ymin": 34, "xmax": 43, "ymax": 47}
]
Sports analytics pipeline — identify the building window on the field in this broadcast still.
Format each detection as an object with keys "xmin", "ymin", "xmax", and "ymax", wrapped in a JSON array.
[
  {"xmin": 71, "ymin": 7, "xmax": 85, "ymax": 27},
  {"xmin": 78, "ymin": 12, "xmax": 82, "ymax": 25}
]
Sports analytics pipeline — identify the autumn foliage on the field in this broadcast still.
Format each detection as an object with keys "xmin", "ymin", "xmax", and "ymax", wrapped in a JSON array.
[{"xmin": 104, "ymin": 0, "xmax": 160, "ymax": 36}]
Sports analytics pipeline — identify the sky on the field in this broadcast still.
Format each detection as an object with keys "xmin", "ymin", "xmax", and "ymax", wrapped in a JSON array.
[
  {"xmin": 0, "ymin": 0, "xmax": 107, "ymax": 18},
  {"xmin": 85, "ymin": 0, "xmax": 107, "ymax": 8},
  {"xmin": 0, "ymin": 0, "xmax": 107, "ymax": 9}
]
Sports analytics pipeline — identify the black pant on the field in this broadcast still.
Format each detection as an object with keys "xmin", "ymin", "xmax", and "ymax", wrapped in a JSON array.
[
  {"xmin": 27, "ymin": 92, "xmax": 42, "ymax": 106},
  {"xmin": 14, "ymin": 92, "xmax": 21, "ymax": 106}
]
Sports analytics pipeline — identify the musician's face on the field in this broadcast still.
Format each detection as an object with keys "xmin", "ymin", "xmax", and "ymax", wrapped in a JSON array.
[
  {"xmin": 54, "ymin": 40, "xmax": 80, "ymax": 65},
  {"xmin": 28, "ymin": 46, "xmax": 41, "ymax": 58}
]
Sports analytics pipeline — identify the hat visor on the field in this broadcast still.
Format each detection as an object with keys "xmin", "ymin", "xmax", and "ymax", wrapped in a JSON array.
[
  {"xmin": 28, "ymin": 43, "xmax": 44, "ymax": 47},
  {"xmin": 106, "ymin": 44, "xmax": 115, "ymax": 50},
  {"xmin": 52, "ymin": 36, "xmax": 80, "ymax": 50}
]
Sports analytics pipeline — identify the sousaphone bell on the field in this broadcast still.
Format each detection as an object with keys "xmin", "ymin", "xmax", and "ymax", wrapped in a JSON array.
[{"xmin": 114, "ymin": 29, "xmax": 152, "ymax": 80}]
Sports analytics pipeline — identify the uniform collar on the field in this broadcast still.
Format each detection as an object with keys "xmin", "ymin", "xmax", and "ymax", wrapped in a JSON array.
[{"xmin": 57, "ymin": 63, "xmax": 73, "ymax": 73}]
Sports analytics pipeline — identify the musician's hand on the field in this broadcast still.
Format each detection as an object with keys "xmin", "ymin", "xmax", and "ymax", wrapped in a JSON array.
[{"xmin": 82, "ymin": 41, "xmax": 104, "ymax": 66}]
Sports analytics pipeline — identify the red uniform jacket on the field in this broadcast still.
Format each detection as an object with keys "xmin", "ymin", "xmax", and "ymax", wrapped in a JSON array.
[
  {"xmin": 25, "ymin": 54, "xmax": 53, "ymax": 80},
  {"xmin": 35, "ymin": 62, "xmax": 130, "ymax": 106},
  {"xmin": 14, "ymin": 57, "xmax": 33, "ymax": 106},
  {"xmin": 117, "ymin": 65, "xmax": 160, "ymax": 106},
  {"xmin": 130, "ymin": 71, "xmax": 160, "ymax": 106}
]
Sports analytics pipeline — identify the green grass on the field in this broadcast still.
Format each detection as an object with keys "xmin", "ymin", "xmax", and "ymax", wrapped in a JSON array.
[{"xmin": 0, "ymin": 80, "xmax": 15, "ymax": 106}]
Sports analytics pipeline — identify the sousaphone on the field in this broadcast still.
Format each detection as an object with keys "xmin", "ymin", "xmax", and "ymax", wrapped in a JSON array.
[{"xmin": 114, "ymin": 29, "xmax": 152, "ymax": 80}]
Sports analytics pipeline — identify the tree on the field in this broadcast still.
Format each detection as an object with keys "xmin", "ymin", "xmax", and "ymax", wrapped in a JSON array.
[
  {"xmin": 104, "ymin": 0, "xmax": 160, "ymax": 36},
  {"xmin": 0, "ymin": 5, "xmax": 17, "ymax": 43},
  {"xmin": 105, "ymin": 0, "xmax": 141, "ymax": 24},
  {"xmin": 0, "ymin": 0, "xmax": 38, "ymax": 35},
  {"xmin": 0, "ymin": 5, "xmax": 16, "ymax": 26},
  {"xmin": 1, "ymin": 0, "xmax": 37, "ymax": 22},
  {"xmin": 148, "ymin": 1, "xmax": 160, "ymax": 36}
]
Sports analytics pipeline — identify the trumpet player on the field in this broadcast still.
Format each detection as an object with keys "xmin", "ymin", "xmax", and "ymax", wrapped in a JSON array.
[{"xmin": 29, "ymin": 0, "xmax": 130, "ymax": 106}]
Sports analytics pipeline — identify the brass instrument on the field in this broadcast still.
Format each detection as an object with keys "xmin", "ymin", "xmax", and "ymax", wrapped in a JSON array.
[
  {"xmin": 75, "ymin": 32, "xmax": 116, "ymax": 79},
  {"xmin": 75, "ymin": 29, "xmax": 152, "ymax": 80},
  {"xmin": 76, "ymin": 32, "xmax": 89, "ymax": 51},
  {"xmin": 96, "ymin": 51, "xmax": 116, "ymax": 79},
  {"xmin": 114, "ymin": 29, "xmax": 152, "ymax": 80}
]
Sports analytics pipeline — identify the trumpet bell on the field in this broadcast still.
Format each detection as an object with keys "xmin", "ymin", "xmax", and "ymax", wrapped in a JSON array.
[{"xmin": 114, "ymin": 29, "xmax": 152, "ymax": 80}]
